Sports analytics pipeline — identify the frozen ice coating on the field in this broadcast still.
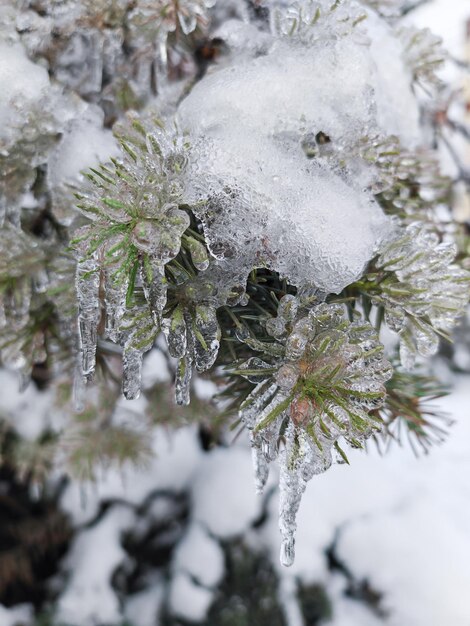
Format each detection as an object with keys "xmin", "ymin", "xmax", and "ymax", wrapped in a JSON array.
[{"xmin": 176, "ymin": 14, "xmax": 419, "ymax": 292}]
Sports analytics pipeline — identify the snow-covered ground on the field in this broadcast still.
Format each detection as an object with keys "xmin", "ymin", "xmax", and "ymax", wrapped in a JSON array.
[
  {"xmin": 1, "ymin": 363, "xmax": 470, "ymax": 625},
  {"xmin": 61, "ymin": 377, "xmax": 470, "ymax": 626}
]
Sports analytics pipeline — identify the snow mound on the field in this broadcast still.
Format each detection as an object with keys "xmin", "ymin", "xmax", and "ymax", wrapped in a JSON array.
[{"xmin": 177, "ymin": 12, "xmax": 419, "ymax": 293}]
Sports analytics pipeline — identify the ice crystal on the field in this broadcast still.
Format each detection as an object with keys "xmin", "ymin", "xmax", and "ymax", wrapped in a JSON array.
[
  {"xmin": 368, "ymin": 223, "xmax": 470, "ymax": 369},
  {"xmin": 238, "ymin": 298, "xmax": 392, "ymax": 565}
]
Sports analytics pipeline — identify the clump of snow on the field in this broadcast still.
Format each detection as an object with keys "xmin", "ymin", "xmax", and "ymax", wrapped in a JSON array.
[
  {"xmin": 48, "ymin": 106, "xmax": 119, "ymax": 188},
  {"xmin": 56, "ymin": 506, "xmax": 135, "ymax": 626},
  {"xmin": 365, "ymin": 9, "xmax": 421, "ymax": 144},
  {"xmin": 177, "ymin": 10, "xmax": 421, "ymax": 293},
  {"xmin": 172, "ymin": 522, "xmax": 225, "ymax": 588},
  {"xmin": 169, "ymin": 572, "xmax": 215, "ymax": 622},
  {"xmin": 0, "ymin": 604, "xmax": 33, "ymax": 626},
  {"xmin": 124, "ymin": 575, "xmax": 166, "ymax": 626},
  {"xmin": 0, "ymin": 369, "xmax": 54, "ymax": 440}
]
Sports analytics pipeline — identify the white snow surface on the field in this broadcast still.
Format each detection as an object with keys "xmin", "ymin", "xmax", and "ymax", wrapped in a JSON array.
[
  {"xmin": 47, "ymin": 107, "xmax": 119, "ymax": 190},
  {"xmin": 56, "ymin": 506, "xmax": 135, "ymax": 626},
  {"xmin": 124, "ymin": 575, "xmax": 166, "ymax": 626},
  {"xmin": 169, "ymin": 572, "xmax": 215, "ymax": 622},
  {"xmin": 2, "ymin": 375, "xmax": 470, "ymax": 626},
  {"xmin": 0, "ymin": 604, "xmax": 33, "ymax": 626},
  {"xmin": 191, "ymin": 445, "xmax": 263, "ymax": 538},
  {"xmin": 172, "ymin": 522, "xmax": 225, "ymax": 588}
]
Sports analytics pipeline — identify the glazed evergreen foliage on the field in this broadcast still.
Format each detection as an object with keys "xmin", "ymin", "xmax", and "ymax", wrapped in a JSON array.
[{"xmin": 1, "ymin": 0, "xmax": 470, "ymax": 566}]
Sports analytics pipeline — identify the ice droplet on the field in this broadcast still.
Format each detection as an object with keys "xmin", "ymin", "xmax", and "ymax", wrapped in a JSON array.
[
  {"xmin": 280, "ymin": 538, "xmax": 295, "ymax": 568},
  {"xmin": 192, "ymin": 304, "xmax": 220, "ymax": 372},
  {"xmin": 251, "ymin": 442, "xmax": 270, "ymax": 495},
  {"xmin": 76, "ymin": 256, "xmax": 100, "ymax": 379}
]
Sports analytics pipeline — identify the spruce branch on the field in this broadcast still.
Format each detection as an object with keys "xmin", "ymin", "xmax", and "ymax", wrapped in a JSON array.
[
  {"xmin": 376, "ymin": 366, "xmax": 452, "ymax": 454},
  {"xmin": 231, "ymin": 296, "xmax": 392, "ymax": 566},
  {"xmin": 355, "ymin": 223, "xmax": 470, "ymax": 368}
]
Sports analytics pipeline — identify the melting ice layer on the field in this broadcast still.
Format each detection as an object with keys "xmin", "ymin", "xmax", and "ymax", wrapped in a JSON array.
[{"xmin": 177, "ymin": 20, "xmax": 420, "ymax": 293}]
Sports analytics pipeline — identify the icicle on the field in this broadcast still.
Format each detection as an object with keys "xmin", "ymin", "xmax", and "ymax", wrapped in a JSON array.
[
  {"xmin": 279, "ymin": 465, "xmax": 298, "ymax": 568},
  {"xmin": 163, "ymin": 305, "xmax": 187, "ymax": 358},
  {"xmin": 279, "ymin": 424, "xmax": 323, "ymax": 567},
  {"xmin": 119, "ymin": 283, "xmax": 159, "ymax": 400},
  {"xmin": 141, "ymin": 261, "xmax": 167, "ymax": 320},
  {"xmin": 175, "ymin": 309, "xmax": 196, "ymax": 405},
  {"xmin": 122, "ymin": 348, "xmax": 144, "ymax": 400},
  {"xmin": 73, "ymin": 363, "xmax": 86, "ymax": 413},
  {"xmin": 76, "ymin": 256, "xmax": 101, "ymax": 380},
  {"xmin": 178, "ymin": 10, "xmax": 197, "ymax": 36},
  {"xmin": 104, "ymin": 274, "xmax": 127, "ymax": 342},
  {"xmin": 175, "ymin": 354, "xmax": 193, "ymax": 406},
  {"xmin": 251, "ymin": 438, "xmax": 270, "ymax": 494},
  {"xmin": 278, "ymin": 445, "xmax": 303, "ymax": 566},
  {"xmin": 192, "ymin": 304, "xmax": 220, "ymax": 372}
]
